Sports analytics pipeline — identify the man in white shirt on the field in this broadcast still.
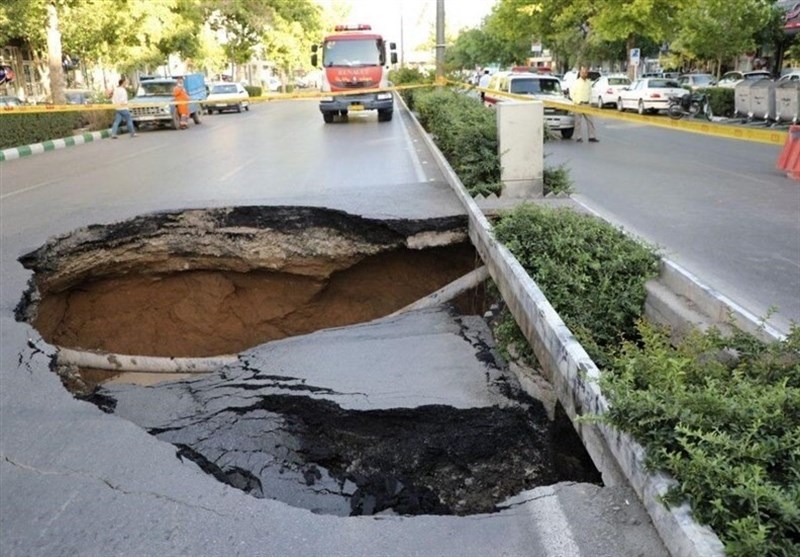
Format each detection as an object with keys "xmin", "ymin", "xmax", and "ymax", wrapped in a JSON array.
[
  {"xmin": 478, "ymin": 69, "xmax": 491, "ymax": 100},
  {"xmin": 569, "ymin": 66, "xmax": 598, "ymax": 143},
  {"xmin": 110, "ymin": 77, "xmax": 137, "ymax": 139}
]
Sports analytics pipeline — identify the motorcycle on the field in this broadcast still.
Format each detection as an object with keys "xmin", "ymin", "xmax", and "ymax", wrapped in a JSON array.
[{"xmin": 667, "ymin": 91, "xmax": 712, "ymax": 120}]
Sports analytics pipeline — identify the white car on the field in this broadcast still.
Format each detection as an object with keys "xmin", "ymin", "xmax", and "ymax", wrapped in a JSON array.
[
  {"xmin": 717, "ymin": 70, "xmax": 771, "ymax": 88},
  {"xmin": 617, "ymin": 78, "xmax": 687, "ymax": 114},
  {"xmin": 592, "ymin": 75, "xmax": 631, "ymax": 108},
  {"xmin": 484, "ymin": 71, "xmax": 576, "ymax": 139},
  {"xmin": 205, "ymin": 82, "xmax": 250, "ymax": 114},
  {"xmin": 677, "ymin": 73, "xmax": 716, "ymax": 90},
  {"xmin": 778, "ymin": 70, "xmax": 800, "ymax": 83}
]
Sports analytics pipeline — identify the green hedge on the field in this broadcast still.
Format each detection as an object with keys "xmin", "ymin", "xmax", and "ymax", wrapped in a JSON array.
[
  {"xmin": 0, "ymin": 109, "xmax": 118, "ymax": 150},
  {"xmin": 245, "ymin": 85, "xmax": 262, "ymax": 98},
  {"xmin": 413, "ymin": 87, "xmax": 501, "ymax": 195},
  {"xmin": 603, "ymin": 323, "xmax": 800, "ymax": 557},
  {"xmin": 700, "ymin": 87, "xmax": 735, "ymax": 118},
  {"xmin": 0, "ymin": 112, "xmax": 79, "ymax": 150},
  {"xmin": 492, "ymin": 204, "xmax": 660, "ymax": 369}
]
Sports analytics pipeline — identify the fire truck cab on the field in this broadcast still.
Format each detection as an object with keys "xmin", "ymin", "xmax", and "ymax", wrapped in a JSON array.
[{"xmin": 311, "ymin": 24, "xmax": 398, "ymax": 123}]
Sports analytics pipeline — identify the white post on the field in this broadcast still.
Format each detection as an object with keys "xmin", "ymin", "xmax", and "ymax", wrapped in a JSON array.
[{"xmin": 497, "ymin": 101, "xmax": 544, "ymax": 198}]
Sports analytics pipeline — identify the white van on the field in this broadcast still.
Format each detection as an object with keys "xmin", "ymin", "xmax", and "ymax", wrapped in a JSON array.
[{"xmin": 483, "ymin": 71, "xmax": 575, "ymax": 139}]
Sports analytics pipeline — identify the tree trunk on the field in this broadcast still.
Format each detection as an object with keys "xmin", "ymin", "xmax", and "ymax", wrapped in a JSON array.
[
  {"xmin": 46, "ymin": 2, "xmax": 65, "ymax": 104},
  {"xmin": 626, "ymin": 35, "xmax": 636, "ymax": 81}
]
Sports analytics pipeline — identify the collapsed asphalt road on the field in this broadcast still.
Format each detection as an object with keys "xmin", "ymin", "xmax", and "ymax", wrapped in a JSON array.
[{"xmin": 90, "ymin": 311, "xmax": 600, "ymax": 518}]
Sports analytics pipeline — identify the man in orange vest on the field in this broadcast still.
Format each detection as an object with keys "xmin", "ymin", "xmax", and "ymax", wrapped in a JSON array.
[{"xmin": 173, "ymin": 77, "xmax": 190, "ymax": 129}]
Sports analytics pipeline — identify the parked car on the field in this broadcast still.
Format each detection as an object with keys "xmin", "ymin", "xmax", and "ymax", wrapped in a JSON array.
[
  {"xmin": 778, "ymin": 70, "xmax": 800, "ymax": 83},
  {"xmin": 0, "ymin": 95, "xmax": 25, "ymax": 106},
  {"xmin": 591, "ymin": 74, "xmax": 631, "ymax": 108},
  {"xmin": 484, "ymin": 71, "xmax": 575, "ymax": 139},
  {"xmin": 64, "ymin": 88, "xmax": 94, "ymax": 105},
  {"xmin": 205, "ymin": 82, "xmax": 250, "ymax": 114},
  {"xmin": 717, "ymin": 70, "xmax": 771, "ymax": 89},
  {"xmin": 677, "ymin": 73, "xmax": 716, "ymax": 90},
  {"xmin": 617, "ymin": 78, "xmax": 687, "ymax": 114}
]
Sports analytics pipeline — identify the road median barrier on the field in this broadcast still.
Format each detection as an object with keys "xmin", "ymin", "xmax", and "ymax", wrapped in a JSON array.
[{"xmin": 399, "ymin": 90, "xmax": 727, "ymax": 556}]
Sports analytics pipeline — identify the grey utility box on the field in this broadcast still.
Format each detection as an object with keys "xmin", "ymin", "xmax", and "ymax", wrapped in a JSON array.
[
  {"xmin": 749, "ymin": 79, "xmax": 776, "ymax": 121},
  {"xmin": 775, "ymin": 80, "xmax": 800, "ymax": 123},
  {"xmin": 734, "ymin": 80, "xmax": 760, "ymax": 118}
]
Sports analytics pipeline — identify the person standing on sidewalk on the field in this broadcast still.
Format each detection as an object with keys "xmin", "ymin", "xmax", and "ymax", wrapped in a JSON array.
[
  {"xmin": 110, "ymin": 77, "xmax": 136, "ymax": 139},
  {"xmin": 569, "ymin": 66, "xmax": 598, "ymax": 143}
]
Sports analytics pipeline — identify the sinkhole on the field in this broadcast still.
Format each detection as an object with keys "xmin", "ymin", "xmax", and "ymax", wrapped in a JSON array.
[{"xmin": 17, "ymin": 205, "xmax": 600, "ymax": 517}]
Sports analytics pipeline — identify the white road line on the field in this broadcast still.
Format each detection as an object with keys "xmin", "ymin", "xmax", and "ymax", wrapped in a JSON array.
[
  {"xmin": 0, "ymin": 145, "xmax": 163, "ymax": 200},
  {"xmin": 525, "ymin": 486, "xmax": 583, "ymax": 557},
  {"xmin": 219, "ymin": 157, "xmax": 257, "ymax": 182},
  {"xmin": 397, "ymin": 106, "xmax": 428, "ymax": 183}
]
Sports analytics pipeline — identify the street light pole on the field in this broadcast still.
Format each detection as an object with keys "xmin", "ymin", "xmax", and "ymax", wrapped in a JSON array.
[{"xmin": 436, "ymin": 0, "xmax": 445, "ymax": 81}]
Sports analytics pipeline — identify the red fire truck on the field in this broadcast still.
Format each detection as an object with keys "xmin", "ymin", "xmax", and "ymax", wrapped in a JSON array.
[{"xmin": 311, "ymin": 24, "xmax": 398, "ymax": 123}]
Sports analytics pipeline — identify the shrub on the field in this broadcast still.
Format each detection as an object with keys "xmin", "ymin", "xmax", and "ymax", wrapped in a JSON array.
[
  {"xmin": 492, "ymin": 204, "xmax": 660, "ymax": 368},
  {"xmin": 78, "ymin": 109, "xmax": 115, "ymax": 131},
  {"xmin": 244, "ymin": 86, "xmax": 262, "ymax": 98},
  {"xmin": 0, "ymin": 112, "xmax": 79, "ymax": 150},
  {"xmin": 389, "ymin": 67, "xmax": 432, "ymax": 85},
  {"xmin": 701, "ymin": 87, "xmax": 735, "ymax": 118},
  {"xmin": 543, "ymin": 163, "xmax": 574, "ymax": 195},
  {"xmin": 413, "ymin": 87, "xmax": 500, "ymax": 195},
  {"xmin": 602, "ymin": 322, "xmax": 800, "ymax": 557}
]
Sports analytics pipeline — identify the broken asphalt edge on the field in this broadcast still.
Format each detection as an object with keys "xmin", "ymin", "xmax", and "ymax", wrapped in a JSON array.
[
  {"xmin": 0, "ymin": 129, "xmax": 110, "ymax": 162},
  {"xmin": 398, "ymin": 93, "xmax": 728, "ymax": 557}
]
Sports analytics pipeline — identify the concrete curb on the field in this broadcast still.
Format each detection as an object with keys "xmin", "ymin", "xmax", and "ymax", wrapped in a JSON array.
[
  {"xmin": 398, "ymin": 92, "xmax": 726, "ymax": 556},
  {"xmin": 0, "ymin": 129, "xmax": 110, "ymax": 162}
]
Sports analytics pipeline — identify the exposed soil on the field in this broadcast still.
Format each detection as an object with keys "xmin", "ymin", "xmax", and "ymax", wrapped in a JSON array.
[{"xmin": 33, "ymin": 244, "xmax": 480, "ymax": 357}]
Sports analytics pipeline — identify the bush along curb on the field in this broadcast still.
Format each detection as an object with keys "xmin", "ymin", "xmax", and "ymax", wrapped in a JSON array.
[
  {"xmin": 398, "ymin": 90, "xmax": 728, "ymax": 557},
  {"xmin": 0, "ymin": 129, "xmax": 110, "ymax": 162}
]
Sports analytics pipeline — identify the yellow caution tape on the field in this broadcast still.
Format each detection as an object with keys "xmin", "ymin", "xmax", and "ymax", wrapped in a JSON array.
[
  {"xmin": 5, "ymin": 79, "xmax": 783, "ymax": 146},
  {"xmin": 446, "ymin": 79, "xmax": 788, "ymax": 146},
  {"xmin": 0, "ymin": 83, "xmax": 435, "ymax": 114}
]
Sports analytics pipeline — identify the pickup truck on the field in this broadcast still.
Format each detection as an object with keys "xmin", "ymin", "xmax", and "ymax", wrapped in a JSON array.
[{"xmin": 130, "ymin": 74, "xmax": 207, "ymax": 130}]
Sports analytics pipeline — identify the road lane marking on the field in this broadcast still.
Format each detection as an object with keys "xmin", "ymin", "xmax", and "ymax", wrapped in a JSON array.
[
  {"xmin": 398, "ymin": 108, "xmax": 428, "ymax": 183},
  {"xmin": 0, "ymin": 144, "xmax": 163, "ymax": 200}
]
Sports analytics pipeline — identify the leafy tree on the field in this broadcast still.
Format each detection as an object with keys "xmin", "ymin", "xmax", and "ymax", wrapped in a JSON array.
[{"xmin": 670, "ymin": 0, "xmax": 775, "ymax": 77}]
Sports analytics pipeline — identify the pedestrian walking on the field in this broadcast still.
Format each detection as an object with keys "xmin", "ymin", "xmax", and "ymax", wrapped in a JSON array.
[
  {"xmin": 569, "ymin": 66, "xmax": 599, "ymax": 143},
  {"xmin": 110, "ymin": 77, "xmax": 136, "ymax": 139},
  {"xmin": 478, "ymin": 69, "xmax": 491, "ymax": 101},
  {"xmin": 173, "ymin": 77, "xmax": 190, "ymax": 129}
]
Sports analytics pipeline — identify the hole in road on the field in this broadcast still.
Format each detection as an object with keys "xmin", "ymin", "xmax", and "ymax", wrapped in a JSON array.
[
  {"xmin": 18, "ymin": 205, "xmax": 601, "ymax": 516},
  {"xmin": 17, "ymin": 206, "xmax": 484, "ymax": 389}
]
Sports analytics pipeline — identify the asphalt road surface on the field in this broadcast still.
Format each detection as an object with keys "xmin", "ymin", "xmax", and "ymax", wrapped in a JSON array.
[
  {"xmin": 546, "ymin": 115, "xmax": 800, "ymax": 335},
  {"xmin": 0, "ymin": 101, "xmax": 669, "ymax": 556}
]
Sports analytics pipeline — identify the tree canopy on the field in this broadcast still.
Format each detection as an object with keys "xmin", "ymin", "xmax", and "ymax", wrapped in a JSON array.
[{"xmin": 448, "ymin": 0, "xmax": 788, "ymax": 75}]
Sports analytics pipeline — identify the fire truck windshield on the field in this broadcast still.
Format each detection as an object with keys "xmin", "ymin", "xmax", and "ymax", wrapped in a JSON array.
[{"xmin": 323, "ymin": 39, "xmax": 383, "ymax": 67}]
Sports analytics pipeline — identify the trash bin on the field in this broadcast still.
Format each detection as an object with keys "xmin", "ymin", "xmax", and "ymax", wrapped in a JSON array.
[
  {"xmin": 775, "ymin": 81, "xmax": 800, "ymax": 123},
  {"xmin": 749, "ymin": 79, "xmax": 776, "ymax": 121},
  {"xmin": 734, "ymin": 79, "xmax": 760, "ymax": 118}
]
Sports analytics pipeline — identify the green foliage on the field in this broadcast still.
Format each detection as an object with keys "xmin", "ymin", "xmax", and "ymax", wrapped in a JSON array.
[
  {"xmin": 601, "ymin": 322, "xmax": 800, "ymax": 556},
  {"xmin": 389, "ymin": 67, "xmax": 433, "ymax": 86},
  {"xmin": 412, "ymin": 87, "xmax": 501, "ymax": 196},
  {"xmin": 543, "ymin": 164, "xmax": 575, "ymax": 195},
  {"xmin": 671, "ymin": 0, "xmax": 773, "ymax": 76},
  {"xmin": 493, "ymin": 204, "xmax": 660, "ymax": 368},
  {"xmin": 701, "ymin": 87, "xmax": 735, "ymax": 118},
  {"xmin": 244, "ymin": 85, "xmax": 262, "ymax": 98},
  {"xmin": 0, "ymin": 112, "xmax": 79, "ymax": 150}
]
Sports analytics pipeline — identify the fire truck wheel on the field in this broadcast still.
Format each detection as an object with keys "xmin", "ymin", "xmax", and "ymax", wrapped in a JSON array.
[
  {"xmin": 378, "ymin": 109, "xmax": 393, "ymax": 122},
  {"xmin": 323, "ymin": 112, "xmax": 335, "ymax": 124}
]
